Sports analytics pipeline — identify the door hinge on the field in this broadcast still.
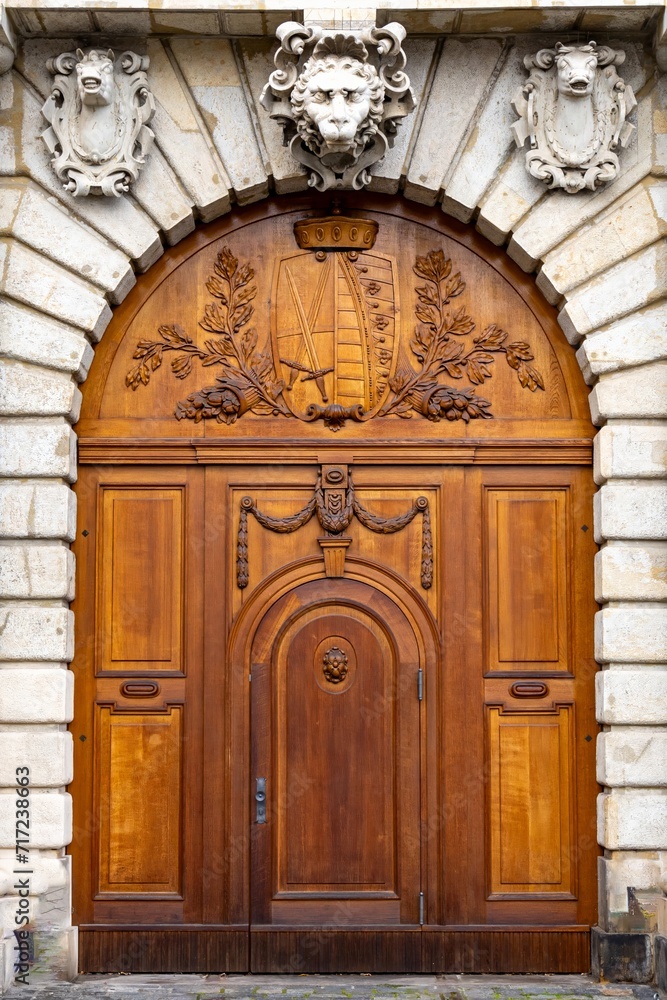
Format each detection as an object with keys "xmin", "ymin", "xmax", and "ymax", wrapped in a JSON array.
[
  {"xmin": 417, "ymin": 668, "xmax": 423, "ymax": 701},
  {"xmin": 419, "ymin": 890, "xmax": 424, "ymax": 925}
]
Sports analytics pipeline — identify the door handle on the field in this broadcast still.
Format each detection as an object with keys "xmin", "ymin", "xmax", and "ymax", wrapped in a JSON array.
[{"xmin": 255, "ymin": 777, "xmax": 266, "ymax": 824}]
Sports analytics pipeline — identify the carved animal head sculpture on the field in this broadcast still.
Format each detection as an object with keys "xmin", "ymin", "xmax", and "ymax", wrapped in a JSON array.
[
  {"xmin": 554, "ymin": 42, "xmax": 598, "ymax": 97},
  {"xmin": 512, "ymin": 40, "xmax": 636, "ymax": 193},
  {"xmin": 291, "ymin": 35, "xmax": 384, "ymax": 161},
  {"xmin": 75, "ymin": 48, "xmax": 115, "ymax": 107},
  {"xmin": 42, "ymin": 48, "xmax": 155, "ymax": 197},
  {"xmin": 261, "ymin": 21, "xmax": 414, "ymax": 190}
]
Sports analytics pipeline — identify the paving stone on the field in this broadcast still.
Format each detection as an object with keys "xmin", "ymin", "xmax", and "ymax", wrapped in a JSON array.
[{"xmin": 0, "ymin": 972, "xmax": 664, "ymax": 999}]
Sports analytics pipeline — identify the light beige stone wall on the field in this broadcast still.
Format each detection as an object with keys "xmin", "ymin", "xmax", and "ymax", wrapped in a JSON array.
[{"xmin": 0, "ymin": 0, "xmax": 665, "ymax": 986}]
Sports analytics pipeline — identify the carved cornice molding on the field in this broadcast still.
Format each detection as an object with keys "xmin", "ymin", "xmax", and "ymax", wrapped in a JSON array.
[
  {"xmin": 260, "ymin": 20, "xmax": 414, "ymax": 191},
  {"xmin": 512, "ymin": 40, "xmax": 636, "ymax": 194},
  {"xmin": 41, "ymin": 47, "xmax": 155, "ymax": 197}
]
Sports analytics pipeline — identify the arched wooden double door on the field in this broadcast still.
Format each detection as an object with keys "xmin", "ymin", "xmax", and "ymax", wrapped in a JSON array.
[{"xmin": 71, "ymin": 196, "xmax": 598, "ymax": 974}]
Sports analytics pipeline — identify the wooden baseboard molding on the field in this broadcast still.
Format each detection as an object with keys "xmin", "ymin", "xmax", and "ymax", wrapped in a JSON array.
[
  {"xmin": 78, "ymin": 925, "xmax": 591, "ymax": 974},
  {"xmin": 78, "ymin": 926, "xmax": 248, "ymax": 973}
]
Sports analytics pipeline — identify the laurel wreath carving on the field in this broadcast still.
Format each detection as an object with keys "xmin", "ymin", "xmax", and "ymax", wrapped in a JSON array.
[
  {"xmin": 125, "ymin": 246, "xmax": 289, "ymax": 422},
  {"xmin": 380, "ymin": 249, "xmax": 544, "ymax": 421},
  {"xmin": 126, "ymin": 245, "xmax": 544, "ymax": 428}
]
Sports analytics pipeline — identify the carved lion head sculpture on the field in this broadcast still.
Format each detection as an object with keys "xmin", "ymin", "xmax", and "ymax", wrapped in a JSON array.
[
  {"xmin": 75, "ymin": 48, "xmax": 115, "ymax": 107},
  {"xmin": 260, "ymin": 20, "xmax": 413, "ymax": 190},
  {"xmin": 290, "ymin": 35, "xmax": 384, "ymax": 161}
]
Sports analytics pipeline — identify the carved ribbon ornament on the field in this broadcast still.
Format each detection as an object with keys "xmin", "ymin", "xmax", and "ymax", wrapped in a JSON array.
[{"xmin": 236, "ymin": 467, "xmax": 432, "ymax": 591}]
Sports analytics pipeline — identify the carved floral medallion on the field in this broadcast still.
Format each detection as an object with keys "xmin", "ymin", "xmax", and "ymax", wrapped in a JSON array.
[{"xmin": 126, "ymin": 215, "xmax": 545, "ymax": 431}]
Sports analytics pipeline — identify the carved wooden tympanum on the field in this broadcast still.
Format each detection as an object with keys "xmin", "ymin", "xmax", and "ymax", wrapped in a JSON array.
[{"xmin": 126, "ymin": 210, "xmax": 544, "ymax": 431}]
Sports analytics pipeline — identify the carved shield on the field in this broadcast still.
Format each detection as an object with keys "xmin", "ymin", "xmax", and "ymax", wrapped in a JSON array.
[{"xmin": 271, "ymin": 250, "xmax": 399, "ymax": 420}]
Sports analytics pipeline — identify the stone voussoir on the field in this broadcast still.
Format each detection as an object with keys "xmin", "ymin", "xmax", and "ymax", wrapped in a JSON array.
[
  {"xmin": 577, "ymin": 301, "xmax": 667, "ymax": 384},
  {"xmin": 0, "ymin": 360, "xmax": 81, "ymax": 422},
  {"xmin": 0, "ymin": 299, "xmax": 94, "ymax": 382},
  {"xmin": 0, "ymin": 237, "xmax": 112, "ymax": 340}
]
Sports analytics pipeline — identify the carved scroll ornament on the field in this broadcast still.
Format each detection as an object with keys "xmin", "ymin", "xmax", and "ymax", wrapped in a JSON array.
[
  {"xmin": 125, "ymin": 232, "xmax": 544, "ymax": 431},
  {"xmin": 41, "ymin": 48, "xmax": 154, "ymax": 196},
  {"xmin": 260, "ymin": 21, "xmax": 414, "ymax": 190},
  {"xmin": 236, "ymin": 467, "xmax": 432, "ymax": 591},
  {"xmin": 512, "ymin": 41, "xmax": 636, "ymax": 194}
]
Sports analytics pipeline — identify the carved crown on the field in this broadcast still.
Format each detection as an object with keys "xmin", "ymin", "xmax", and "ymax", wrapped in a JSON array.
[{"xmin": 293, "ymin": 215, "xmax": 378, "ymax": 251}]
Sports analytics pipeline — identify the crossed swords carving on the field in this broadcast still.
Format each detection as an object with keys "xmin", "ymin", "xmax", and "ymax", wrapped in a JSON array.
[{"xmin": 281, "ymin": 261, "xmax": 334, "ymax": 403}]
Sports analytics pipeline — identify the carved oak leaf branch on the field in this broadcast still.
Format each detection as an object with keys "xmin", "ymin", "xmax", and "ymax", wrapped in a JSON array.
[
  {"xmin": 380, "ymin": 248, "xmax": 544, "ymax": 421},
  {"xmin": 125, "ymin": 247, "xmax": 289, "ymax": 420}
]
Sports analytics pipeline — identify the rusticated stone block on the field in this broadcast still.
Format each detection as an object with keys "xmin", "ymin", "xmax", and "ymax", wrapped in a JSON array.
[
  {"xmin": 595, "ymin": 606, "xmax": 667, "ymax": 663},
  {"xmin": 0, "ymin": 792, "xmax": 71, "ymax": 849},
  {"xmin": 0, "ymin": 543, "xmax": 75, "ymax": 600},
  {"xmin": 0, "ymin": 606, "xmax": 74, "ymax": 662},
  {"xmin": 0, "ymin": 419, "xmax": 76, "ymax": 481},
  {"xmin": 0, "ymin": 731, "xmax": 72, "ymax": 787},
  {"xmin": 597, "ymin": 668, "xmax": 667, "ymax": 726},
  {"xmin": 594, "ymin": 481, "xmax": 667, "ymax": 541},
  {"xmin": 595, "ymin": 543, "xmax": 667, "ymax": 602},
  {"xmin": 598, "ymin": 789, "xmax": 667, "ymax": 850},
  {"xmin": 0, "ymin": 667, "xmax": 73, "ymax": 723},
  {"xmin": 594, "ymin": 423, "xmax": 667, "ymax": 483},
  {"xmin": 597, "ymin": 728, "xmax": 667, "ymax": 787},
  {"xmin": 0, "ymin": 482, "xmax": 75, "ymax": 541}
]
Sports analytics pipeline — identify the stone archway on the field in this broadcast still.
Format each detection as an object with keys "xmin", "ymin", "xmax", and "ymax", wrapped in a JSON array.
[{"xmin": 0, "ymin": 24, "xmax": 665, "ymax": 983}]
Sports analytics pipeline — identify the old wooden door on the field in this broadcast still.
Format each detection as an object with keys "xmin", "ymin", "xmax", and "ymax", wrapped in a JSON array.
[
  {"xmin": 249, "ymin": 579, "xmax": 422, "ymax": 967},
  {"xmin": 71, "ymin": 196, "xmax": 598, "ymax": 974}
]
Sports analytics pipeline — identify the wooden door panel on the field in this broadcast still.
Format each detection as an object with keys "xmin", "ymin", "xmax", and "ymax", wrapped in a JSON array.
[
  {"xmin": 487, "ymin": 706, "xmax": 574, "ymax": 897},
  {"xmin": 99, "ymin": 487, "xmax": 184, "ymax": 674},
  {"xmin": 250, "ymin": 579, "xmax": 421, "ymax": 932},
  {"xmin": 96, "ymin": 707, "xmax": 182, "ymax": 897},
  {"xmin": 485, "ymin": 488, "xmax": 568, "ymax": 673},
  {"xmin": 279, "ymin": 611, "xmax": 396, "ymax": 893}
]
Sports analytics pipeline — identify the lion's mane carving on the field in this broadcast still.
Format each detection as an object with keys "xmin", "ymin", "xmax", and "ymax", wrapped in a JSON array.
[
  {"xmin": 512, "ymin": 40, "xmax": 636, "ymax": 194},
  {"xmin": 260, "ymin": 21, "xmax": 413, "ymax": 191},
  {"xmin": 41, "ymin": 48, "xmax": 155, "ymax": 197}
]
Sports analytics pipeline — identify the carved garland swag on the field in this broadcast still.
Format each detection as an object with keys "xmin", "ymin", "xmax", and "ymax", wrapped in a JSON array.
[{"xmin": 126, "ymin": 245, "xmax": 544, "ymax": 430}]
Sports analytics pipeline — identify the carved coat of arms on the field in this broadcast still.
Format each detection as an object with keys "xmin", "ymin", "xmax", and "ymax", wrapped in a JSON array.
[
  {"xmin": 41, "ymin": 48, "xmax": 155, "ymax": 196},
  {"xmin": 126, "ymin": 213, "xmax": 545, "ymax": 431},
  {"xmin": 512, "ymin": 41, "xmax": 636, "ymax": 194}
]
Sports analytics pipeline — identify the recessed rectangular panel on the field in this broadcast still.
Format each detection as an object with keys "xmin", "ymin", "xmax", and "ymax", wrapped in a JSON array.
[
  {"xmin": 278, "ymin": 610, "xmax": 396, "ymax": 894},
  {"xmin": 485, "ymin": 490, "xmax": 568, "ymax": 672},
  {"xmin": 487, "ymin": 707, "xmax": 573, "ymax": 896},
  {"xmin": 97, "ymin": 707, "xmax": 182, "ymax": 896},
  {"xmin": 99, "ymin": 489, "xmax": 183, "ymax": 672}
]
